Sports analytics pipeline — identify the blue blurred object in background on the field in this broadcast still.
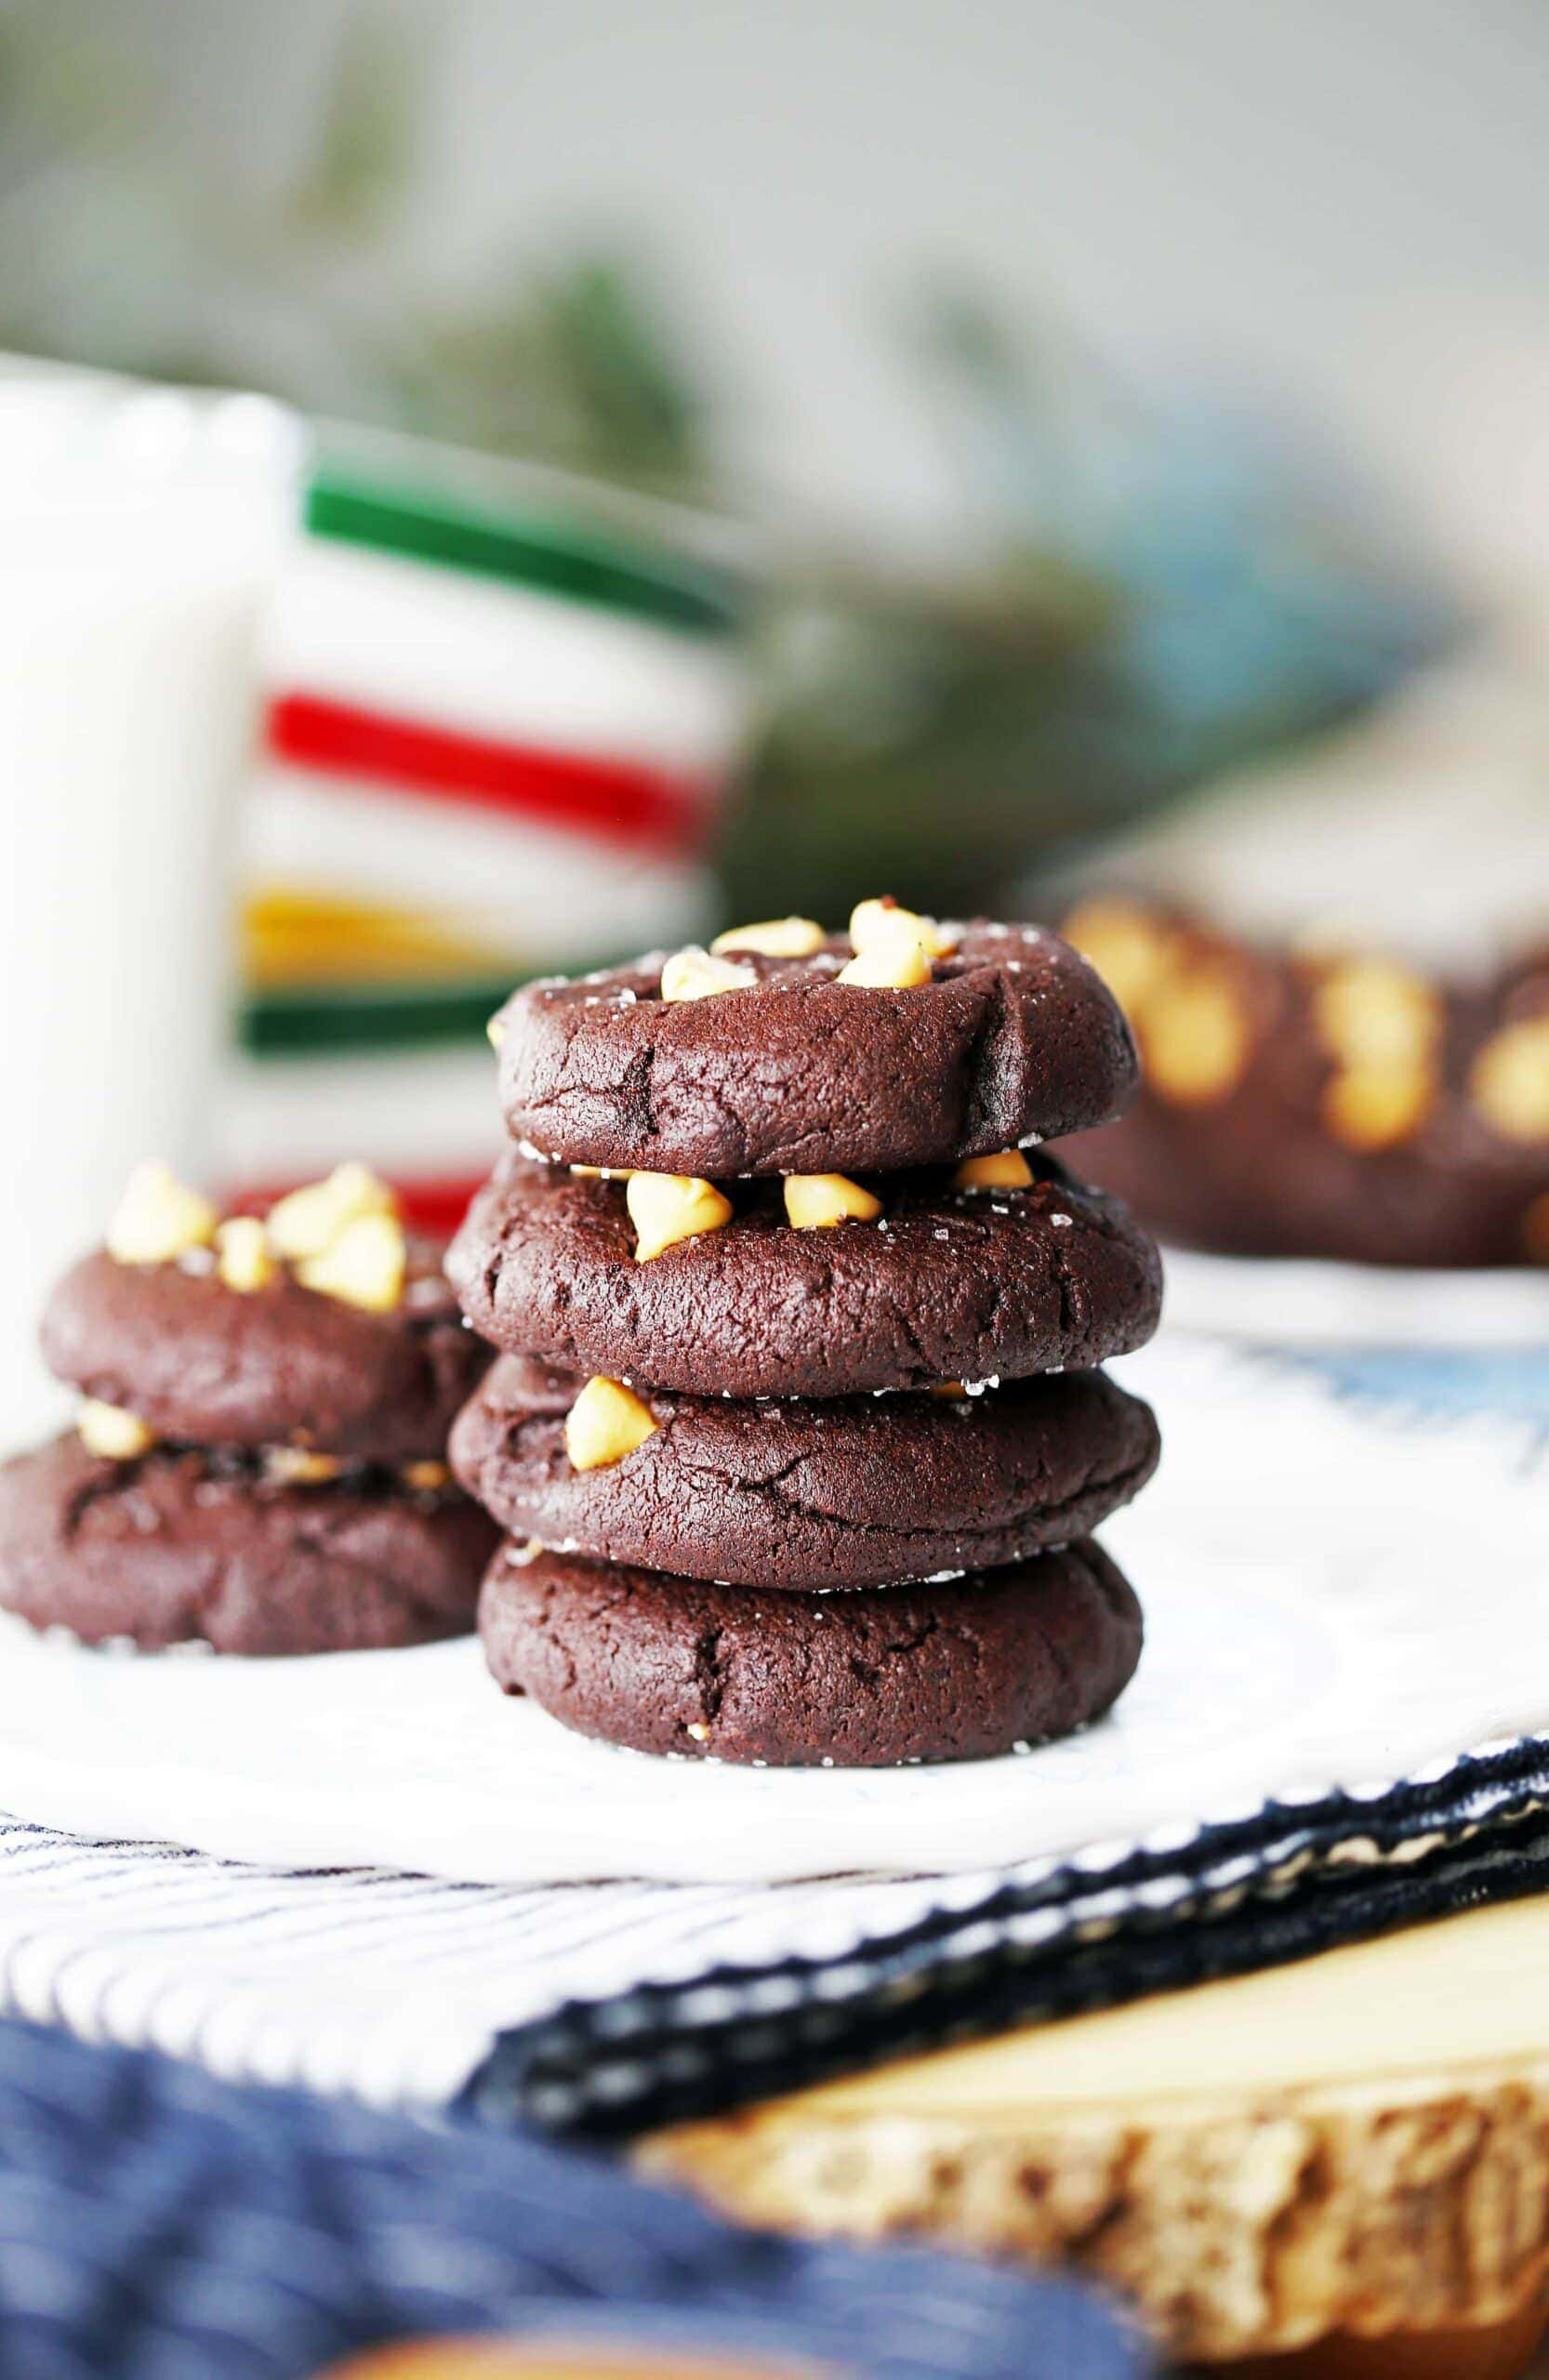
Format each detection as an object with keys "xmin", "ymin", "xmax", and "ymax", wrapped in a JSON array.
[{"xmin": 0, "ymin": 2016, "xmax": 1150, "ymax": 2380}]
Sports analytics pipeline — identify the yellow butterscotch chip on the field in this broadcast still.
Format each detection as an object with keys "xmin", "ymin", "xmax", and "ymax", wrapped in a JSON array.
[
  {"xmin": 564, "ymin": 1375, "xmax": 658, "ymax": 1471},
  {"xmin": 711, "ymin": 916, "xmax": 825, "ymax": 959},
  {"xmin": 1061, "ymin": 898, "xmax": 1176, "ymax": 1019},
  {"xmin": 78, "ymin": 1400, "xmax": 155, "ymax": 1461},
  {"xmin": 105, "ymin": 1162, "xmax": 218, "ymax": 1265},
  {"xmin": 401, "ymin": 1460, "xmax": 451, "ymax": 1493},
  {"xmin": 954, "ymin": 1149, "xmax": 1034, "ymax": 1191},
  {"xmin": 783, "ymin": 1173, "xmax": 883, "ymax": 1229},
  {"xmin": 626, "ymin": 1172, "xmax": 735, "ymax": 1262},
  {"xmin": 214, "ymin": 1216, "xmax": 277, "ymax": 1294},
  {"xmin": 837, "ymin": 916, "xmax": 933, "ymax": 989},
  {"xmin": 659, "ymin": 947, "xmax": 756, "ymax": 1003},
  {"xmin": 485, "ymin": 1013, "xmax": 506, "ymax": 1049},
  {"xmin": 1470, "ymin": 1018, "xmax": 1549, "ymax": 1144},
  {"xmin": 265, "ymin": 1447, "xmax": 344, "ymax": 1486},
  {"xmin": 1322, "ymin": 1062, "xmax": 1435, "ymax": 1152},
  {"xmin": 849, "ymin": 897, "xmax": 955, "ymax": 959},
  {"xmin": 296, "ymin": 1212, "xmax": 406, "ymax": 1311},
  {"xmin": 1313, "ymin": 956, "xmax": 1440, "ymax": 1068},
  {"xmin": 266, "ymin": 1162, "xmax": 397, "ymax": 1262},
  {"xmin": 1140, "ymin": 970, "xmax": 1251, "ymax": 1106}
]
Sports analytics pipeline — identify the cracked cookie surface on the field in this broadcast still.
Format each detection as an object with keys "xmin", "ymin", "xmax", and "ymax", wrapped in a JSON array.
[
  {"xmin": 450, "ymin": 1355, "xmax": 1158, "ymax": 1591},
  {"xmin": 480, "ymin": 1537, "xmax": 1144, "ymax": 1764},
  {"xmin": 0, "ymin": 1433, "xmax": 499, "ymax": 1654},
  {"xmin": 450, "ymin": 1149, "xmax": 1161, "ymax": 1398},
  {"xmin": 491, "ymin": 921, "xmax": 1138, "ymax": 1177}
]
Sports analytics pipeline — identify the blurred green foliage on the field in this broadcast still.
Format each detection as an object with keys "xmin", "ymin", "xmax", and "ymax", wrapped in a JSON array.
[{"xmin": 0, "ymin": 2, "xmax": 1451, "ymax": 923}]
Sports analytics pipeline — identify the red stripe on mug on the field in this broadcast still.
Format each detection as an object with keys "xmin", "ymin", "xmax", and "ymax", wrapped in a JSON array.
[{"xmin": 268, "ymin": 694, "xmax": 714, "ymax": 857}]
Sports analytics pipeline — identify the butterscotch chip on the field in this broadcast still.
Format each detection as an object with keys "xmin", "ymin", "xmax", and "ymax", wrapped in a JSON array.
[
  {"xmin": 1322, "ymin": 1062, "xmax": 1435, "ymax": 1153},
  {"xmin": 401, "ymin": 1460, "xmax": 452, "ymax": 1493},
  {"xmin": 77, "ymin": 1400, "xmax": 154, "ymax": 1461},
  {"xmin": 1471, "ymin": 1019, "xmax": 1549, "ymax": 1144},
  {"xmin": 296, "ymin": 1213, "xmax": 406, "ymax": 1312},
  {"xmin": 1313, "ymin": 957, "xmax": 1441, "ymax": 1068},
  {"xmin": 711, "ymin": 916, "xmax": 825, "ymax": 958},
  {"xmin": 1061, "ymin": 897, "xmax": 1176, "ymax": 1018},
  {"xmin": 105, "ymin": 1163, "xmax": 218, "ymax": 1266},
  {"xmin": 563, "ymin": 1376, "xmax": 657, "ymax": 1471},
  {"xmin": 264, "ymin": 1447, "xmax": 344, "ymax": 1486},
  {"xmin": 626, "ymin": 1172, "xmax": 735, "ymax": 1262},
  {"xmin": 267, "ymin": 1163, "xmax": 396, "ymax": 1262},
  {"xmin": 836, "ymin": 922, "xmax": 933, "ymax": 988},
  {"xmin": 1140, "ymin": 970, "xmax": 1251, "ymax": 1106},
  {"xmin": 658, "ymin": 947, "xmax": 755, "ymax": 1002},
  {"xmin": 215, "ymin": 1217, "xmax": 277, "ymax": 1294},
  {"xmin": 954, "ymin": 1149, "xmax": 1034, "ymax": 1191},
  {"xmin": 783, "ymin": 1173, "xmax": 883, "ymax": 1229},
  {"xmin": 848, "ymin": 896, "xmax": 955, "ymax": 959}
]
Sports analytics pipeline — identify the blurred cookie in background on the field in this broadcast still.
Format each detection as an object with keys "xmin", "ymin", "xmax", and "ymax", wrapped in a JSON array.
[
  {"xmin": 1053, "ymin": 654, "xmax": 1549, "ymax": 1271},
  {"xmin": 1059, "ymin": 896, "xmax": 1549, "ymax": 1269}
]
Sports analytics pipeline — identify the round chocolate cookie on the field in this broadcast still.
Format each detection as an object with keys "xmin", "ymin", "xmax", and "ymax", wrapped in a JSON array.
[
  {"xmin": 0, "ymin": 1434, "xmax": 499, "ymax": 1655},
  {"xmin": 1061, "ymin": 897, "xmax": 1549, "ymax": 1267},
  {"xmin": 450, "ymin": 1355, "xmax": 1158, "ymax": 1591},
  {"xmin": 480, "ymin": 1538, "xmax": 1143, "ymax": 1765},
  {"xmin": 42, "ymin": 1236, "xmax": 488, "ymax": 1462},
  {"xmin": 450, "ymin": 1148, "xmax": 1161, "ymax": 1398},
  {"xmin": 492, "ymin": 921, "xmax": 1137, "ymax": 1176}
]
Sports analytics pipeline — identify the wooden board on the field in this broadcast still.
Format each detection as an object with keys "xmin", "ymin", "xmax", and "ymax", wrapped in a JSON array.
[{"xmin": 642, "ymin": 1900, "xmax": 1549, "ymax": 2370}]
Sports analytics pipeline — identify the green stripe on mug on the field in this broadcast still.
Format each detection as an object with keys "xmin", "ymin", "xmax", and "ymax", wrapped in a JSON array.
[{"xmin": 306, "ymin": 469, "xmax": 743, "ymax": 640}]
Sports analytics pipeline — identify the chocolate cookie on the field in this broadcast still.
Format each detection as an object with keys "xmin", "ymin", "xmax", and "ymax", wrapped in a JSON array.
[
  {"xmin": 480, "ymin": 1538, "xmax": 1143, "ymax": 1765},
  {"xmin": 450, "ymin": 1355, "xmax": 1158, "ymax": 1591},
  {"xmin": 43, "ymin": 1236, "xmax": 487, "ymax": 1462},
  {"xmin": 1062, "ymin": 897, "xmax": 1549, "ymax": 1267},
  {"xmin": 492, "ymin": 921, "xmax": 1137, "ymax": 1176},
  {"xmin": 0, "ymin": 1434, "xmax": 498, "ymax": 1655},
  {"xmin": 450, "ymin": 1148, "xmax": 1161, "ymax": 1399}
]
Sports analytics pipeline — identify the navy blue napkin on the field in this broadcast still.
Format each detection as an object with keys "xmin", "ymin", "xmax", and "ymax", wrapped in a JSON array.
[
  {"xmin": 464, "ymin": 1736, "xmax": 1549, "ymax": 2137},
  {"xmin": 0, "ymin": 2015, "xmax": 1147, "ymax": 2380}
]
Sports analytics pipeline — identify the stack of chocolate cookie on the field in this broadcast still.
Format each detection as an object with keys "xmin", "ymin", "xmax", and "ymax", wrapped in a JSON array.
[
  {"xmin": 0, "ymin": 1163, "xmax": 496, "ymax": 1655},
  {"xmin": 448, "ymin": 902, "xmax": 1164, "ymax": 1766}
]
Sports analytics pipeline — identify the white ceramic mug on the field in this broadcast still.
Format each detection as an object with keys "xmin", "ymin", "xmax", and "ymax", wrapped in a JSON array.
[{"xmin": 0, "ymin": 370, "xmax": 299, "ymax": 1445}]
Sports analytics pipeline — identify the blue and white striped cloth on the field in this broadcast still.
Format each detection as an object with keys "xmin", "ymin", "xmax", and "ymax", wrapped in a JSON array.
[
  {"xmin": 0, "ymin": 1813, "xmax": 1067, "ymax": 2103},
  {"xmin": 6, "ymin": 1727, "xmax": 1549, "ymax": 2129}
]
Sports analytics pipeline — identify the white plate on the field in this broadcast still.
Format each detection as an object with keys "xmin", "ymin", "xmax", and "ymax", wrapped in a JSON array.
[
  {"xmin": 0, "ymin": 1340, "xmax": 1544, "ymax": 1884},
  {"xmin": 1162, "ymin": 1246, "xmax": 1549, "ymax": 1351}
]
